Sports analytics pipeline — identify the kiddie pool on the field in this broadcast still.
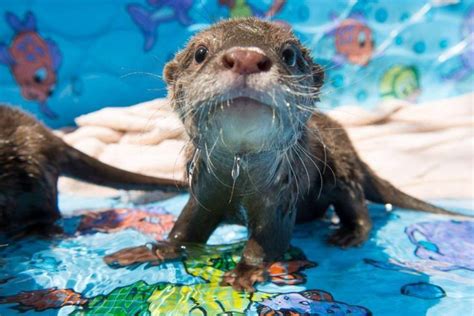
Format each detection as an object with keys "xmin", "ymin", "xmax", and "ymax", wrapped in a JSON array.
[{"xmin": 0, "ymin": 1, "xmax": 473, "ymax": 315}]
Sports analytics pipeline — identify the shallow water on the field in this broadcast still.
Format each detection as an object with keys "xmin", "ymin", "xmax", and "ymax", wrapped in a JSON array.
[{"xmin": 0, "ymin": 195, "xmax": 473, "ymax": 315}]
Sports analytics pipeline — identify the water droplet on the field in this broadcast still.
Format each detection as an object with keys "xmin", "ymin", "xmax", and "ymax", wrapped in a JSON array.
[
  {"xmin": 331, "ymin": 213, "xmax": 340, "ymax": 225},
  {"xmin": 228, "ymin": 154, "xmax": 241, "ymax": 203},
  {"xmin": 188, "ymin": 148, "xmax": 200, "ymax": 186},
  {"xmin": 231, "ymin": 155, "xmax": 241, "ymax": 181},
  {"xmin": 401, "ymin": 282, "xmax": 446, "ymax": 299}
]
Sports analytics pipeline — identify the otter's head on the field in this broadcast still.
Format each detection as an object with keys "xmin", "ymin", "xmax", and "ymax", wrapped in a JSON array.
[{"xmin": 164, "ymin": 18, "xmax": 324, "ymax": 155}]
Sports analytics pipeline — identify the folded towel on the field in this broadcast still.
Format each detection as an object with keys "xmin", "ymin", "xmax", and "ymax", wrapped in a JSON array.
[{"xmin": 58, "ymin": 93, "xmax": 474, "ymax": 200}]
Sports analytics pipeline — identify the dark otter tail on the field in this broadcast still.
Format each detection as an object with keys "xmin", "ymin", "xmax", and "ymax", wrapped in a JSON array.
[
  {"xmin": 362, "ymin": 163, "xmax": 469, "ymax": 217},
  {"xmin": 59, "ymin": 142, "xmax": 187, "ymax": 192}
]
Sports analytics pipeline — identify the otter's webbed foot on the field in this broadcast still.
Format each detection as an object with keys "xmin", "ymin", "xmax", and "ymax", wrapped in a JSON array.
[
  {"xmin": 327, "ymin": 182, "xmax": 372, "ymax": 248},
  {"xmin": 221, "ymin": 262, "xmax": 267, "ymax": 292},
  {"xmin": 327, "ymin": 225, "xmax": 370, "ymax": 248},
  {"xmin": 104, "ymin": 241, "xmax": 183, "ymax": 268}
]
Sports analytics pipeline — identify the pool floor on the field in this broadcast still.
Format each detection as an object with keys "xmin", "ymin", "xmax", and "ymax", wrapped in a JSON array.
[{"xmin": 0, "ymin": 195, "xmax": 473, "ymax": 315}]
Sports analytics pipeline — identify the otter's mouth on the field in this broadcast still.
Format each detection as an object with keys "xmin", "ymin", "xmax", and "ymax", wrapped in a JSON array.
[
  {"xmin": 200, "ymin": 85, "xmax": 282, "ymax": 111},
  {"xmin": 219, "ymin": 96, "xmax": 274, "ymax": 117},
  {"xmin": 199, "ymin": 96, "xmax": 280, "ymax": 153}
]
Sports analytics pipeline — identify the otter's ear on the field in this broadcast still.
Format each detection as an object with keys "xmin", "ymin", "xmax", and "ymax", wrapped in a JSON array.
[
  {"xmin": 163, "ymin": 60, "xmax": 179, "ymax": 85},
  {"xmin": 312, "ymin": 63, "xmax": 324, "ymax": 90}
]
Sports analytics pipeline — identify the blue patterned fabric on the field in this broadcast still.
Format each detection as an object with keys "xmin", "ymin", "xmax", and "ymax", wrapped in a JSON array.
[
  {"xmin": 0, "ymin": 0, "xmax": 473, "ymax": 127},
  {"xmin": 0, "ymin": 195, "xmax": 473, "ymax": 315}
]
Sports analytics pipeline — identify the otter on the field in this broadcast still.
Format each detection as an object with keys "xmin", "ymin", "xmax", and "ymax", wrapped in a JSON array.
[
  {"xmin": 0, "ymin": 105, "xmax": 186, "ymax": 235},
  {"xmin": 104, "ymin": 18, "xmax": 468, "ymax": 291}
]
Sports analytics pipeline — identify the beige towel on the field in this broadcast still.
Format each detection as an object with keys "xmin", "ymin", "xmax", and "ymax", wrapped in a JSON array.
[
  {"xmin": 333, "ymin": 94, "xmax": 473, "ymax": 200},
  {"xmin": 58, "ymin": 93, "xmax": 474, "ymax": 200}
]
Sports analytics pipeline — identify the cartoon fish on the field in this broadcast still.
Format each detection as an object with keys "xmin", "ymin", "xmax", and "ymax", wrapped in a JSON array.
[
  {"xmin": 379, "ymin": 65, "xmax": 421, "ymax": 101},
  {"xmin": 405, "ymin": 220, "xmax": 474, "ymax": 271},
  {"xmin": 127, "ymin": 0, "xmax": 193, "ymax": 51},
  {"xmin": 76, "ymin": 207, "xmax": 176, "ymax": 240},
  {"xmin": 219, "ymin": 0, "xmax": 286, "ymax": 19},
  {"xmin": 332, "ymin": 18, "xmax": 374, "ymax": 66},
  {"xmin": 219, "ymin": 0, "xmax": 253, "ymax": 17},
  {"xmin": 0, "ymin": 288, "xmax": 86, "ymax": 312},
  {"xmin": 256, "ymin": 290, "xmax": 372, "ymax": 316},
  {"xmin": 0, "ymin": 12, "xmax": 61, "ymax": 119}
]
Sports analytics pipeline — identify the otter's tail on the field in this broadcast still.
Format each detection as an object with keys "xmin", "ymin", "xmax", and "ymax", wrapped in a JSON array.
[
  {"xmin": 362, "ymin": 163, "xmax": 469, "ymax": 217},
  {"xmin": 59, "ymin": 143, "xmax": 187, "ymax": 192}
]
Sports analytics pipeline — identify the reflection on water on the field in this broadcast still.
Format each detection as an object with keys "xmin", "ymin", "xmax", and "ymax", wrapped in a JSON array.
[{"xmin": 0, "ymin": 195, "xmax": 473, "ymax": 315}]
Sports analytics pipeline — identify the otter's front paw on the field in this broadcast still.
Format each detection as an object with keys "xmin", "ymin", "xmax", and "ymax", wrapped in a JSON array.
[
  {"xmin": 104, "ymin": 242, "xmax": 182, "ymax": 268},
  {"xmin": 221, "ymin": 262, "xmax": 267, "ymax": 292},
  {"xmin": 327, "ymin": 226, "xmax": 370, "ymax": 248}
]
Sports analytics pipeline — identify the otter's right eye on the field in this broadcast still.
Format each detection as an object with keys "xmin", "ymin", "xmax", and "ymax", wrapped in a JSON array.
[{"xmin": 194, "ymin": 46, "xmax": 208, "ymax": 63}]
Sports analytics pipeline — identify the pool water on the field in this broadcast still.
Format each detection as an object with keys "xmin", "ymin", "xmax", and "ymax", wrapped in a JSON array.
[{"xmin": 0, "ymin": 194, "xmax": 473, "ymax": 315}]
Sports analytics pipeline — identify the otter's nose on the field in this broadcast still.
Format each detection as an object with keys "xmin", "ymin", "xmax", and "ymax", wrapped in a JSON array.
[{"xmin": 222, "ymin": 48, "xmax": 272, "ymax": 75}]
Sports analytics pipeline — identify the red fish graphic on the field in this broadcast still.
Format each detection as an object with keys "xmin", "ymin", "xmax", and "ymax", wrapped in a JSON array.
[
  {"xmin": 334, "ymin": 18, "xmax": 374, "ymax": 66},
  {"xmin": 0, "ymin": 12, "xmax": 62, "ymax": 119},
  {"xmin": 325, "ymin": 13, "xmax": 375, "ymax": 67}
]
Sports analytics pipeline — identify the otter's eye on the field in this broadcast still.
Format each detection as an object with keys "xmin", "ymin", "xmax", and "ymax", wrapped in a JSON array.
[
  {"xmin": 282, "ymin": 46, "xmax": 297, "ymax": 67},
  {"xmin": 194, "ymin": 46, "xmax": 208, "ymax": 64}
]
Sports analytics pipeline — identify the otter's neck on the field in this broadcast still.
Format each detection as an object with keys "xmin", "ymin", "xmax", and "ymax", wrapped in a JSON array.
[{"xmin": 191, "ymin": 132, "xmax": 307, "ymax": 196}]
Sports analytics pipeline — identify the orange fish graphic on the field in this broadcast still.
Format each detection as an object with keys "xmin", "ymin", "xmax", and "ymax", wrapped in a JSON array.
[{"xmin": 327, "ymin": 15, "xmax": 375, "ymax": 67}]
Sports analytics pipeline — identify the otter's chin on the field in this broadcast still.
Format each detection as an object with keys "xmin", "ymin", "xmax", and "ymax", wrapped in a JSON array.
[{"xmin": 206, "ymin": 97, "xmax": 280, "ymax": 154}]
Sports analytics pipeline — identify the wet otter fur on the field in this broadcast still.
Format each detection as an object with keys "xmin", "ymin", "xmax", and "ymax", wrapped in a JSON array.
[
  {"xmin": 105, "ymin": 18, "xmax": 469, "ymax": 291},
  {"xmin": 0, "ymin": 105, "xmax": 185, "ymax": 236}
]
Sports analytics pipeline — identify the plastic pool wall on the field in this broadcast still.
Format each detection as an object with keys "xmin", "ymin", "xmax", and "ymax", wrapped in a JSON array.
[{"xmin": 0, "ymin": 0, "xmax": 472, "ymax": 128}]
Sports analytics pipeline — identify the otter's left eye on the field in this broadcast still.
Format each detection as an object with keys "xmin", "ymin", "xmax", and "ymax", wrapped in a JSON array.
[
  {"xmin": 194, "ymin": 46, "xmax": 208, "ymax": 64},
  {"xmin": 281, "ymin": 46, "xmax": 297, "ymax": 67}
]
